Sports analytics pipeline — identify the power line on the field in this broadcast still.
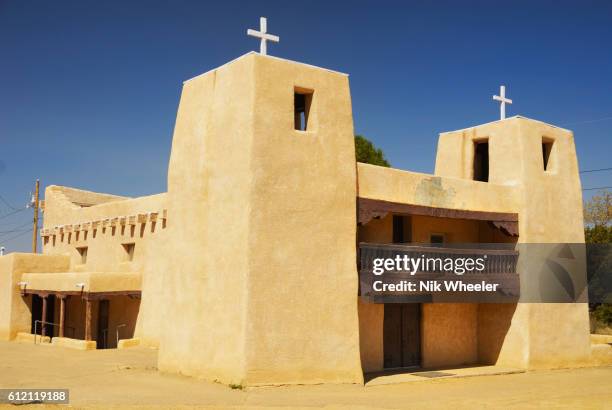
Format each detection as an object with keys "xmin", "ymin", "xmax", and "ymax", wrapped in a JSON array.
[
  {"xmin": 0, "ymin": 228, "xmax": 30, "ymax": 239},
  {"xmin": 0, "ymin": 221, "xmax": 32, "ymax": 235},
  {"xmin": 0, "ymin": 208, "xmax": 27, "ymax": 221},
  {"xmin": 0, "ymin": 228, "xmax": 32, "ymax": 246},
  {"xmin": 580, "ymin": 167, "xmax": 612, "ymax": 174},
  {"xmin": 0, "ymin": 194, "xmax": 20, "ymax": 211},
  {"xmin": 583, "ymin": 186, "xmax": 612, "ymax": 191},
  {"xmin": 0, "ymin": 212, "xmax": 29, "ymax": 226}
]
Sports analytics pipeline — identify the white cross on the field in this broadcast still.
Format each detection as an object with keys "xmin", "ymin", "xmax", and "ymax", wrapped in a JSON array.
[
  {"xmin": 493, "ymin": 85, "xmax": 512, "ymax": 120},
  {"xmin": 247, "ymin": 17, "xmax": 279, "ymax": 56}
]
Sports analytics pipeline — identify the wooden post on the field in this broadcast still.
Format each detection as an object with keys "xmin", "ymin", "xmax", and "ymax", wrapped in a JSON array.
[
  {"xmin": 59, "ymin": 296, "xmax": 66, "ymax": 338},
  {"xmin": 41, "ymin": 295, "xmax": 47, "ymax": 337},
  {"xmin": 31, "ymin": 179, "xmax": 40, "ymax": 254},
  {"xmin": 84, "ymin": 298, "xmax": 92, "ymax": 341}
]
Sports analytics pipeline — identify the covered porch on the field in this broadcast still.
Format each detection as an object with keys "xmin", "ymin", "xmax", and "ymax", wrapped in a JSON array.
[
  {"xmin": 356, "ymin": 195, "xmax": 520, "ymax": 373},
  {"xmin": 18, "ymin": 272, "xmax": 141, "ymax": 349}
]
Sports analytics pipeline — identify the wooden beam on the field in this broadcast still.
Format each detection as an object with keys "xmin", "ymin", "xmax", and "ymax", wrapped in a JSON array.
[
  {"xmin": 41, "ymin": 295, "xmax": 47, "ymax": 337},
  {"xmin": 358, "ymin": 197, "xmax": 519, "ymax": 236},
  {"xmin": 84, "ymin": 298, "xmax": 92, "ymax": 341},
  {"xmin": 24, "ymin": 290, "xmax": 141, "ymax": 298},
  {"xmin": 59, "ymin": 296, "xmax": 66, "ymax": 338}
]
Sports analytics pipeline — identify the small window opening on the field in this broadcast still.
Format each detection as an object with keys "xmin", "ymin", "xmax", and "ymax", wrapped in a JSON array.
[
  {"xmin": 294, "ymin": 88, "xmax": 313, "ymax": 131},
  {"xmin": 542, "ymin": 138, "xmax": 554, "ymax": 171},
  {"xmin": 430, "ymin": 234, "xmax": 445, "ymax": 246},
  {"xmin": 473, "ymin": 140, "xmax": 489, "ymax": 182},
  {"xmin": 392, "ymin": 215, "xmax": 412, "ymax": 243},
  {"xmin": 76, "ymin": 246, "xmax": 88, "ymax": 264},
  {"xmin": 122, "ymin": 243, "xmax": 135, "ymax": 261}
]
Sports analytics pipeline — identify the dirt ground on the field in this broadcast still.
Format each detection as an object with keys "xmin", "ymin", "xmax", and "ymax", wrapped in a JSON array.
[{"xmin": 0, "ymin": 340, "xmax": 611, "ymax": 409}]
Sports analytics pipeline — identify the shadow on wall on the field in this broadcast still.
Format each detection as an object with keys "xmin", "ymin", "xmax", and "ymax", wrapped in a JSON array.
[
  {"xmin": 357, "ymin": 301, "xmax": 518, "ymax": 375},
  {"xmin": 477, "ymin": 303, "xmax": 517, "ymax": 365}
]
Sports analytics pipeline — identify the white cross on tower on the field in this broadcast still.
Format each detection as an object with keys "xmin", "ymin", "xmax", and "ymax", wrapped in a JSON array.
[
  {"xmin": 492, "ymin": 85, "xmax": 512, "ymax": 120},
  {"xmin": 247, "ymin": 17, "xmax": 279, "ymax": 56}
]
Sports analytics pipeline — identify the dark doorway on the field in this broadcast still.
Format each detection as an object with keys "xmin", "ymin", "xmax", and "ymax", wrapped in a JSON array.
[
  {"xmin": 97, "ymin": 300, "xmax": 110, "ymax": 349},
  {"xmin": 392, "ymin": 215, "xmax": 412, "ymax": 243},
  {"xmin": 31, "ymin": 294, "xmax": 56, "ymax": 336},
  {"xmin": 473, "ymin": 140, "xmax": 489, "ymax": 182},
  {"xmin": 383, "ymin": 304, "xmax": 421, "ymax": 368},
  {"xmin": 31, "ymin": 295, "xmax": 42, "ymax": 334}
]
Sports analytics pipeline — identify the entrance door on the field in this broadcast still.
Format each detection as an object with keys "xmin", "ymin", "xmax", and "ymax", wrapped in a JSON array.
[
  {"xmin": 30, "ymin": 295, "xmax": 55, "ymax": 336},
  {"xmin": 31, "ymin": 295, "xmax": 42, "ymax": 334},
  {"xmin": 383, "ymin": 304, "xmax": 420, "ymax": 368},
  {"xmin": 97, "ymin": 300, "xmax": 110, "ymax": 349}
]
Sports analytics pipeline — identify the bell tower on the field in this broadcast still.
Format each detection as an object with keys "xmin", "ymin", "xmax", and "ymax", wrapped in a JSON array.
[
  {"xmin": 434, "ymin": 117, "xmax": 591, "ymax": 368},
  {"xmin": 158, "ymin": 52, "xmax": 363, "ymax": 385}
]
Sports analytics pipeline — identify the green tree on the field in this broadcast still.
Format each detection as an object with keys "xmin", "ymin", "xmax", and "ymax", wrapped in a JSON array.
[
  {"xmin": 584, "ymin": 191, "xmax": 612, "ymax": 244},
  {"xmin": 584, "ymin": 191, "xmax": 611, "ymax": 227},
  {"xmin": 355, "ymin": 135, "xmax": 390, "ymax": 167},
  {"xmin": 584, "ymin": 191, "xmax": 612, "ymax": 328}
]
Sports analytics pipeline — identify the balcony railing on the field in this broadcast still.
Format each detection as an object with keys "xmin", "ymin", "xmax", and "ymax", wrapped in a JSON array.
[{"xmin": 359, "ymin": 242, "xmax": 520, "ymax": 303}]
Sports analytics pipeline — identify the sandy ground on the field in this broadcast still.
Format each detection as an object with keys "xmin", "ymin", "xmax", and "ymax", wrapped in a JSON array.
[{"xmin": 0, "ymin": 340, "xmax": 611, "ymax": 409}]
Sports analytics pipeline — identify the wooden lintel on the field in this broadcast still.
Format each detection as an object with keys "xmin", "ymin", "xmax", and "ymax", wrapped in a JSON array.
[
  {"xmin": 358, "ymin": 197, "xmax": 519, "ymax": 236},
  {"xmin": 24, "ymin": 290, "xmax": 141, "ymax": 299}
]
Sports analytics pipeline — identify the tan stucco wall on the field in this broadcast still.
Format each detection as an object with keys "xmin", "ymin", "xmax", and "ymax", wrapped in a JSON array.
[
  {"xmin": 421, "ymin": 303, "xmax": 478, "ymax": 368},
  {"xmin": 357, "ymin": 162, "xmax": 520, "ymax": 213},
  {"xmin": 244, "ymin": 54, "xmax": 362, "ymax": 386},
  {"xmin": 357, "ymin": 299, "xmax": 383, "ymax": 372},
  {"xmin": 0, "ymin": 253, "xmax": 69, "ymax": 340},
  {"xmin": 359, "ymin": 214, "xmax": 393, "ymax": 243},
  {"xmin": 411, "ymin": 215, "xmax": 479, "ymax": 243},
  {"xmin": 22, "ymin": 272, "xmax": 141, "ymax": 293},
  {"xmin": 154, "ymin": 52, "xmax": 254, "ymax": 384},
  {"xmin": 477, "ymin": 303, "xmax": 520, "ymax": 365}
]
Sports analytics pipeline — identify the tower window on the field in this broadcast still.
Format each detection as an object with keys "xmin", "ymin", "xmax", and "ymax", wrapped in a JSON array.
[
  {"xmin": 473, "ymin": 140, "xmax": 489, "ymax": 182},
  {"xmin": 122, "ymin": 243, "xmax": 135, "ymax": 262},
  {"xmin": 294, "ymin": 88, "xmax": 313, "ymax": 131},
  {"xmin": 76, "ymin": 246, "xmax": 88, "ymax": 264},
  {"xmin": 542, "ymin": 138, "xmax": 554, "ymax": 171}
]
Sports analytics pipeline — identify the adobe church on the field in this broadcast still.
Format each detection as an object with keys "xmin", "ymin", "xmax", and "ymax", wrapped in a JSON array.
[{"xmin": 0, "ymin": 48, "xmax": 606, "ymax": 386}]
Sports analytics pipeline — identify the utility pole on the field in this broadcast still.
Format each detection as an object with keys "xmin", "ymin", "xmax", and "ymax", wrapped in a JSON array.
[{"xmin": 31, "ymin": 179, "xmax": 40, "ymax": 253}]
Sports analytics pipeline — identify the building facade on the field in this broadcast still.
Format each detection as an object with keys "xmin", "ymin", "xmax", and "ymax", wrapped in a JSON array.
[{"xmin": 0, "ymin": 53, "xmax": 601, "ymax": 386}]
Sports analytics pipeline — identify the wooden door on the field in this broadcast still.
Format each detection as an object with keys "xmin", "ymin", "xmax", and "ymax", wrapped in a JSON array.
[
  {"xmin": 97, "ymin": 300, "xmax": 110, "ymax": 349},
  {"xmin": 31, "ymin": 295, "xmax": 42, "ymax": 334},
  {"xmin": 383, "ymin": 304, "xmax": 420, "ymax": 368}
]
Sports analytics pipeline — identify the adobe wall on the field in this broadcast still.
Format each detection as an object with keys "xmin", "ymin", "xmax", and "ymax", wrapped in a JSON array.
[
  {"xmin": 244, "ymin": 54, "xmax": 362, "ymax": 385},
  {"xmin": 0, "ymin": 253, "xmax": 69, "ymax": 340},
  {"xmin": 357, "ymin": 163, "xmax": 521, "ymax": 213},
  {"xmin": 155, "ymin": 53, "xmax": 255, "ymax": 384},
  {"xmin": 421, "ymin": 303, "xmax": 478, "ymax": 368}
]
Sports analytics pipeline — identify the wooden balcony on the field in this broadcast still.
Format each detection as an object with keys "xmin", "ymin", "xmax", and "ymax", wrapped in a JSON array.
[{"xmin": 359, "ymin": 243, "xmax": 520, "ymax": 303}]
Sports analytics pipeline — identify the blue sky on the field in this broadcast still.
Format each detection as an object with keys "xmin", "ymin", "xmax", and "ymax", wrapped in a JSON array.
[{"xmin": 1, "ymin": 0, "xmax": 611, "ymax": 251}]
